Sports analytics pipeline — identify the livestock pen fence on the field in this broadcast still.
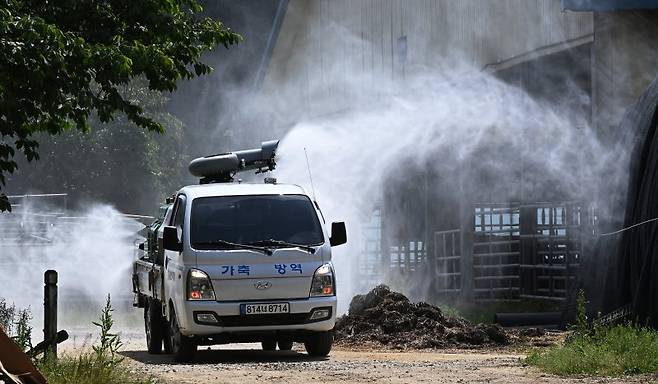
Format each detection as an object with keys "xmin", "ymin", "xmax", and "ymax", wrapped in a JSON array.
[
  {"xmin": 0, "ymin": 194, "xmax": 69, "ymax": 247},
  {"xmin": 358, "ymin": 202, "xmax": 590, "ymax": 302}
]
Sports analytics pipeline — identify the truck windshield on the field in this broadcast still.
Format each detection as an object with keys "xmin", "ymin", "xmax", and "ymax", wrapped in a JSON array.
[{"xmin": 190, "ymin": 195, "xmax": 324, "ymax": 250}]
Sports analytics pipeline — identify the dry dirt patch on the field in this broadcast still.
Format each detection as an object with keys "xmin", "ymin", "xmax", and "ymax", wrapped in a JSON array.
[{"xmin": 120, "ymin": 344, "xmax": 652, "ymax": 384}]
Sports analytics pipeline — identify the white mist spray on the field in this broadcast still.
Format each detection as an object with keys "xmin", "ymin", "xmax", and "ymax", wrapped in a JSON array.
[
  {"xmin": 0, "ymin": 202, "xmax": 143, "ymax": 329},
  {"xmin": 272, "ymin": 68, "xmax": 621, "ymax": 313}
]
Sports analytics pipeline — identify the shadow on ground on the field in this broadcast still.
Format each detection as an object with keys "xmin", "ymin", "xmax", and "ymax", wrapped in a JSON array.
[{"xmin": 120, "ymin": 348, "xmax": 328, "ymax": 365}]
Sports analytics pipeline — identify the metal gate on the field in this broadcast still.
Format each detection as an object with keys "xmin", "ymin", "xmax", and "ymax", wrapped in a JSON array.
[
  {"xmin": 473, "ymin": 205, "xmax": 521, "ymax": 300},
  {"xmin": 359, "ymin": 201, "xmax": 585, "ymax": 302},
  {"xmin": 358, "ymin": 209, "xmax": 383, "ymax": 291},
  {"xmin": 519, "ymin": 203, "xmax": 583, "ymax": 301},
  {"xmin": 430, "ymin": 202, "xmax": 584, "ymax": 301},
  {"xmin": 433, "ymin": 229, "xmax": 461, "ymax": 294}
]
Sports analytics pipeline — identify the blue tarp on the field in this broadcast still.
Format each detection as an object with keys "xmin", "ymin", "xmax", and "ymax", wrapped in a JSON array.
[{"xmin": 562, "ymin": 0, "xmax": 658, "ymax": 11}]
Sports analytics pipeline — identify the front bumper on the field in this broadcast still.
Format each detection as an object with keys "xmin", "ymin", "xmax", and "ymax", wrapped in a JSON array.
[{"xmin": 177, "ymin": 296, "xmax": 337, "ymax": 336}]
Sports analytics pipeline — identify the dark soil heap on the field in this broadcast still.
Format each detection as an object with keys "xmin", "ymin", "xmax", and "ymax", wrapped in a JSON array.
[{"xmin": 335, "ymin": 285, "xmax": 509, "ymax": 349}]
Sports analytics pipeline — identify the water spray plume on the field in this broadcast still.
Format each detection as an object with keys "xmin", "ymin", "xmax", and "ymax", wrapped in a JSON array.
[
  {"xmin": 0, "ymin": 202, "xmax": 143, "ymax": 329},
  {"xmin": 271, "ymin": 68, "xmax": 623, "ymax": 312},
  {"xmin": 304, "ymin": 147, "xmax": 317, "ymax": 201}
]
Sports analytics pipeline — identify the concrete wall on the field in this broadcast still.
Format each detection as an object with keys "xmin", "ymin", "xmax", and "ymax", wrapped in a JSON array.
[{"xmin": 262, "ymin": 0, "xmax": 593, "ymax": 126}]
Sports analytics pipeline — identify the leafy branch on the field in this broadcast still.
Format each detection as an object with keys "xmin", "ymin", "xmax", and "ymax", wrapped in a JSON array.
[{"xmin": 0, "ymin": 0, "xmax": 241, "ymax": 210}]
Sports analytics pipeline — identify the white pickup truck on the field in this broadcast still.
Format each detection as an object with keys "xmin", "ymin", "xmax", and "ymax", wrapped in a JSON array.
[{"xmin": 132, "ymin": 141, "xmax": 346, "ymax": 362}]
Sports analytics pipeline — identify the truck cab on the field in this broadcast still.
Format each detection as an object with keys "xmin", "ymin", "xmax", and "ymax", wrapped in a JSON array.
[{"xmin": 133, "ymin": 141, "xmax": 346, "ymax": 362}]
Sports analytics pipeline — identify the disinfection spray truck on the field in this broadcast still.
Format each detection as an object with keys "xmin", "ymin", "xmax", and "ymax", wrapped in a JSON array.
[{"xmin": 132, "ymin": 140, "xmax": 346, "ymax": 362}]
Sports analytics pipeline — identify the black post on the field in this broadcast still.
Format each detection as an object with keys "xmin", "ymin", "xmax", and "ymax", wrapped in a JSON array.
[{"xmin": 44, "ymin": 270, "xmax": 58, "ymax": 359}]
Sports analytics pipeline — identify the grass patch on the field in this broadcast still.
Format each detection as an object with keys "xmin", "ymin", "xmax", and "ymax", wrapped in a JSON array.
[
  {"xmin": 431, "ymin": 298, "xmax": 561, "ymax": 324},
  {"xmin": 526, "ymin": 325, "xmax": 658, "ymax": 376},
  {"xmin": 527, "ymin": 290, "xmax": 658, "ymax": 376},
  {"xmin": 38, "ymin": 353, "xmax": 157, "ymax": 384},
  {"xmin": 438, "ymin": 304, "xmax": 462, "ymax": 319}
]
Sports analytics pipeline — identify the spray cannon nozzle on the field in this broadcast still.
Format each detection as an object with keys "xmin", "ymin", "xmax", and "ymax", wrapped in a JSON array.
[{"xmin": 189, "ymin": 140, "xmax": 279, "ymax": 184}]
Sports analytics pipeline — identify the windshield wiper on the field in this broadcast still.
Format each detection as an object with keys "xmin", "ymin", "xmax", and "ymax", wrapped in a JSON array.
[
  {"xmin": 247, "ymin": 239, "xmax": 316, "ymax": 254},
  {"xmin": 194, "ymin": 240, "xmax": 273, "ymax": 255}
]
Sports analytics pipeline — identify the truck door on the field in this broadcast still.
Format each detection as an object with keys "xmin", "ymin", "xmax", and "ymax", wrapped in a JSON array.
[
  {"xmin": 153, "ymin": 205, "xmax": 173, "ymax": 300},
  {"xmin": 164, "ymin": 194, "xmax": 186, "ymax": 305}
]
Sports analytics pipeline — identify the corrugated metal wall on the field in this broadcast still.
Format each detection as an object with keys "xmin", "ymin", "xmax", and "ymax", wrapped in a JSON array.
[
  {"xmin": 591, "ymin": 11, "xmax": 658, "ymax": 144},
  {"xmin": 563, "ymin": 0, "xmax": 658, "ymax": 11},
  {"xmin": 262, "ymin": 0, "xmax": 593, "ymax": 124}
]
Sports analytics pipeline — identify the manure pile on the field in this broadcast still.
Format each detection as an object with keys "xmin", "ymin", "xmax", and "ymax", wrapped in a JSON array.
[{"xmin": 335, "ymin": 285, "xmax": 509, "ymax": 349}]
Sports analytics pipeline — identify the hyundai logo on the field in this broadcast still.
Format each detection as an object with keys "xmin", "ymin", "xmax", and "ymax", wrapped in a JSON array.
[{"xmin": 254, "ymin": 281, "xmax": 272, "ymax": 290}]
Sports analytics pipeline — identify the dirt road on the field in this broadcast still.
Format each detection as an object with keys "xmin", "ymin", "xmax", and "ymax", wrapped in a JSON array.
[{"xmin": 116, "ymin": 336, "xmax": 652, "ymax": 384}]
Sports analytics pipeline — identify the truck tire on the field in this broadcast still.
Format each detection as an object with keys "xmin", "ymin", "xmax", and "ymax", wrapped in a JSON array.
[
  {"xmin": 168, "ymin": 310, "xmax": 196, "ymax": 362},
  {"xmin": 277, "ymin": 340, "xmax": 294, "ymax": 351},
  {"xmin": 304, "ymin": 331, "xmax": 333, "ymax": 357},
  {"xmin": 163, "ymin": 328, "xmax": 173, "ymax": 354},
  {"xmin": 261, "ymin": 340, "xmax": 276, "ymax": 351},
  {"xmin": 145, "ymin": 299, "xmax": 164, "ymax": 354}
]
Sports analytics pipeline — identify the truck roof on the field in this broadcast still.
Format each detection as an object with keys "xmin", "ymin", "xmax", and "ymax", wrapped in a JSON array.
[{"xmin": 178, "ymin": 182, "xmax": 309, "ymax": 200}]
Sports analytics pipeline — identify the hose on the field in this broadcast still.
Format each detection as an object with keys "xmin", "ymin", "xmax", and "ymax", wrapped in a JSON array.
[{"xmin": 598, "ymin": 217, "xmax": 658, "ymax": 237}]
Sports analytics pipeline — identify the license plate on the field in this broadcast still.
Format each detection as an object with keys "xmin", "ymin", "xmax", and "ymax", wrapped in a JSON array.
[{"xmin": 242, "ymin": 302, "xmax": 290, "ymax": 315}]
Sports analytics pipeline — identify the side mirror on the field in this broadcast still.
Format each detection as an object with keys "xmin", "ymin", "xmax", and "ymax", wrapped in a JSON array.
[
  {"xmin": 163, "ymin": 226, "xmax": 182, "ymax": 252},
  {"xmin": 329, "ymin": 222, "xmax": 347, "ymax": 247}
]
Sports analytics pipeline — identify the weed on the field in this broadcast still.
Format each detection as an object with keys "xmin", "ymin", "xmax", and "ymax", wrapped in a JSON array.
[
  {"xmin": 14, "ymin": 307, "xmax": 33, "ymax": 351},
  {"xmin": 36, "ymin": 294, "xmax": 159, "ymax": 384},
  {"xmin": 527, "ymin": 291, "xmax": 658, "ymax": 376},
  {"xmin": 0, "ymin": 298, "xmax": 16, "ymax": 335},
  {"xmin": 572, "ymin": 289, "xmax": 588, "ymax": 336},
  {"xmin": 526, "ymin": 324, "xmax": 658, "ymax": 376},
  {"xmin": 439, "ymin": 304, "xmax": 461, "ymax": 319},
  {"xmin": 38, "ymin": 354, "xmax": 159, "ymax": 384},
  {"xmin": 92, "ymin": 294, "xmax": 124, "ymax": 366},
  {"xmin": 0, "ymin": 298, "xmax": 32, "ymax": 352},
  {"xmin": 0, "ymin": 294, "xmax": 157, "ymax": 384}
]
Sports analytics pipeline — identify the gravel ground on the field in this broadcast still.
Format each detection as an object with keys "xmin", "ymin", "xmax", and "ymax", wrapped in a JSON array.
[{"xmin": 103, "ymin": 332, "xmax": 655, "ymax": 384}]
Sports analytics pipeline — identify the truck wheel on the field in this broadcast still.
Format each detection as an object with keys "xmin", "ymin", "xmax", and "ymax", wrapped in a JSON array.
[
  {"xmin": 145, "ymin": 299, "xmax": 163, "ymax": 354},
  {"xmin": 169, "ymin": 310, "xmax": 196, "ymax": 362},
  {"xmin": 277, "ymin": 340, "xmax": 294, "ymax": 351},
  {"xmin": 304, "ymin": 331, "xmax": 332, "ymax": 357},
  {"xmin": 163, "ymin": 328, "xmax": 173, "ymax": 354},
  {"xmin": 261, "ymin": 340, "xmax": 276, "ymax": 351}
]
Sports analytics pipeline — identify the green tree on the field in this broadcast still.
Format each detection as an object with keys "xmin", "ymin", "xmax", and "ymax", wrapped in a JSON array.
[
  {"xmin": 9, "ymin": 81, "xmax": 187, "ymax": 214},
  {"xmin": 0, "ymin": 0, "xmax": 241, "ymax": 211}
]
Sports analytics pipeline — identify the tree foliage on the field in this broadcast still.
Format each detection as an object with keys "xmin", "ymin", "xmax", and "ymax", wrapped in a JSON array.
[
  {"xmin": 9, "ymin": 81, "xmax": 187, "ymax": 213},
  {"xmin": 0, "ymin": 0, "xmax": 241, "ymax": 211}
]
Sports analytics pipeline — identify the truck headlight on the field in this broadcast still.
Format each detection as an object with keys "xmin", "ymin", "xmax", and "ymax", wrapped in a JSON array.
[
  {"xmin": 187, "ymin": 269, "xmax": 216, "ymax": 300},
  {"xmin": 310, "ymin": 263, "xmax": 334, "ymax": 297}
]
